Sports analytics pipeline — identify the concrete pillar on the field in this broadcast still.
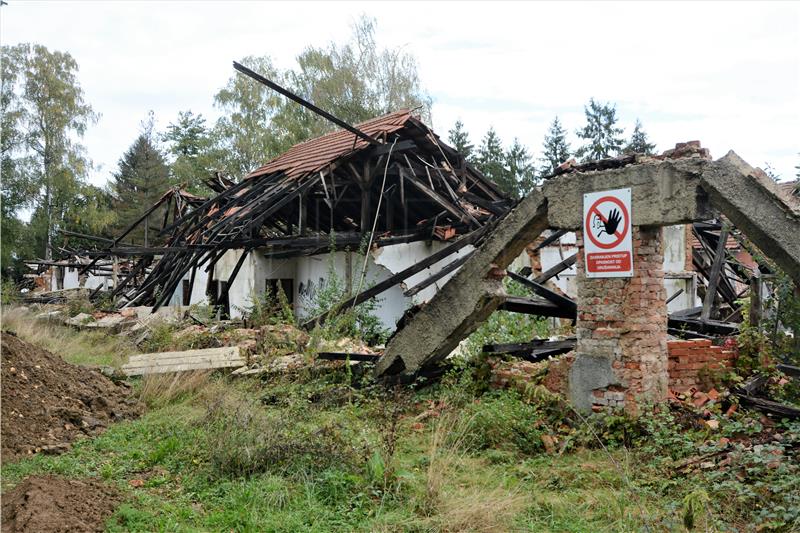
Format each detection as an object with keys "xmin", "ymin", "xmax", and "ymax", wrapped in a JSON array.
[{"xmin": 569, "ymin": 227, "xmax": 669, "ymax": 415}]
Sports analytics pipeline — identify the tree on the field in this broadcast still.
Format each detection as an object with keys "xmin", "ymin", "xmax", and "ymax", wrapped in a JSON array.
[
  {"xmin": 623, "ymin": 119, "xmax": 656, "ymax": 155},
  {"xmin": 111, "ymin": 117, "xmax": 171, "ymax": 245},
  {"xmin": 1, "ymin": 44, "xmax": 99, "ymax": 262},
  {"xmin": 475, "ymin": 127, "xmax": 513, "ymax": 196},
  {"xmin": 575, "ymin": 98, "xmax": 624, "ymax": 162},
  {"xmin": 447, "ymin": 119, "xmax": 474, "ymax": 162},
  {"xmin": 162, "ymin": 110, "xmax": 216, "ymax": 194},
  {"xmin": 538, "ymin": 116, "xmax": 571, "ymax": 177},
  {"xmin": 505, "ymin": 139, "xmax": 537, "ymax": 197},
  {"xmin": 211, "ymin": 15, "xmax": 432, "ymax": 179}
]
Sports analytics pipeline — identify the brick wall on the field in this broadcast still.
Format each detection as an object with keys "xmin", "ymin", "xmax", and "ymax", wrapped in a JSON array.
[
  {"xmin": 667, "ymin": 339, "xmax": 735, "ymax": 391},
  {"xmin": 574, "ymin": 226, "xmax": 669, "ymax": 414}
]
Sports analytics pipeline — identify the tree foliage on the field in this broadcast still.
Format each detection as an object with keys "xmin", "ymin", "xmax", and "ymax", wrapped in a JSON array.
[
  {"xmin": 623, "ymin": 118, "xmax": 656, "ymax": 155},
  {"xmin": 162, "ymin": 110, "xmax": 216, "ymax": 194},
  {"xmin": 447, "ymin": 119, "xmax": 474, "ymax": 162},
  {"xmin": 473, "ymin": 127, "xmax": 537, "ymax": 199},
  {"xmin": 575, "ymin": 98, "xmax": 624, "ymax": 162},
  {"xmin": 538, "ymin": 116, "xmax": 571, "ymax": 177},
  {"xmin": 505, "ymin": 138, "xmax": 537, "ymax": 198},
  {"xmin": 1, "ymin": 43, "xmax": 106, "ymax": 276},
  {"xmin": 211, "ymin": 15, "xmax": 431, "ymax": 179},
  {"xmin": 110, "ymin": 117, "xmax": 171, "ymax": 245}
]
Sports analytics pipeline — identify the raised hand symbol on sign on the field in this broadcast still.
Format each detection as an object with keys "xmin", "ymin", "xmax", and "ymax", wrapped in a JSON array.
[{"xmin": 595, "ymin": 208, "xmax": 622, "ymax": 237}]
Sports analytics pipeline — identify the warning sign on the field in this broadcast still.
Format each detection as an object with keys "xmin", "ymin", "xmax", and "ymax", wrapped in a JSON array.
[{"xmin": 583, "ymin": 188, "xmax": 633, "ymax": 278}]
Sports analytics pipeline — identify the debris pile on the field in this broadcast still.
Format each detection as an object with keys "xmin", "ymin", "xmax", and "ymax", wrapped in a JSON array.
[
  {"xmin": 1, "ymin": 332, "xmax": 143, "ymax": 459},
  {"xmin": 1, "ymin": 476, "xmax": 122, "ymax": 533}
]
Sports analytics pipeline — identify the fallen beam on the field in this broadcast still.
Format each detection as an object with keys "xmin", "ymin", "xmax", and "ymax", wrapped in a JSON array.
[
  {"xmin": 497, "ymin": 295, "xmax": 576, "ymax": 318},
  {"xmin": 376, "ymin": 190, "xmax": 549, "ymax": 377},
  {"xmin": 316, "ymin": 352, "xmax": 380, "ymax": 362},
  {"xmin": 700, "ymin": 152, "xmax": 800, "ymax": 286}
]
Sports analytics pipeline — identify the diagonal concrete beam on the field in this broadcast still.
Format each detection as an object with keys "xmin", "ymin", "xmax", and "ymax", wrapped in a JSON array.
[
  {"xmin": 375, "ymin": 191, "xmax": 549, "ymax": 378},
  {"xmin": 700, "ymin": 151, "xmax": 800, "ymax": 286}
]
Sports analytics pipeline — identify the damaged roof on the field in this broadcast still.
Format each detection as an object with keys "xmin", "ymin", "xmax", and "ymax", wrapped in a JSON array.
[{"xmin": 248, "ymin": 110, "xmax": 412, "ymax": 180}]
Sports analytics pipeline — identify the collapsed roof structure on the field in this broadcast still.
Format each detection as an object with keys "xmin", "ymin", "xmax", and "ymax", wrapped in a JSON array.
[{"xmin": 110, "ymin": 107, "xmax": 510, "ymax": 311}]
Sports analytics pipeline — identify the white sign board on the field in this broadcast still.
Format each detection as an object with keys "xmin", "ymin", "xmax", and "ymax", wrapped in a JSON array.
[{"xmin": 583, "ymin": 188, "xmax": 633, "ymax": 278}]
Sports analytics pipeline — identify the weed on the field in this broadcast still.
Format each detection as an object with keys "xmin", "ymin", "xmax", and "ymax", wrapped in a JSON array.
[{"xmin": 137, "ymin": 371, "xmax": 215, "ymax": 408}]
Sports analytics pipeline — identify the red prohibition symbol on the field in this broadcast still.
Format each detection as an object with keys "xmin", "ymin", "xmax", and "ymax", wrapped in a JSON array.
[{"xmin": 585, "ymin": 195, "xmax": 629, "ymax": 250}]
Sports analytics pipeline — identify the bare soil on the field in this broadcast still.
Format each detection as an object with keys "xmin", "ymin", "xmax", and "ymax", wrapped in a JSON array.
[
  {"xmin": 1, "ymin": 476, "xmax": 122, "ymax": 533},
  {"xmin": 1, "ymin": 331, "xmax": 143, "ymax": 460}
]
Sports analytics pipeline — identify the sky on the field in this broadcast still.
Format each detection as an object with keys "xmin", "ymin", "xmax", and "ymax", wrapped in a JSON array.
[{"xmin": 2, "ymin": 1, "xmax": 798, "ymax": 187}]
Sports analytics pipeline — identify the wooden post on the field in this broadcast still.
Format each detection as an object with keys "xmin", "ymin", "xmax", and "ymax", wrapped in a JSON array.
[
  {"xmin": 749, "ymin": 274, "xmax": 762, "ymax": 327},
  {"xmin": 701, "ymin": 226, "xmax": 729, "ymax": 321},
  {"xmin": 112, "ymin": 256, "xmax": 119, "ymax": 290},
  {"xmin": 298, "ymin": 193, "xmax": 307, "ymax": 236},
  {"xmin": 360, "ymin": 187, "xmax": 371, "ymax": 234}
]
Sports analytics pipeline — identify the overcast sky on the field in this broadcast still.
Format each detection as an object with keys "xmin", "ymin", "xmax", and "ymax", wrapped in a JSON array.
[{"xmin": 2, "ymin": 1, "xmax": 798, "ymax": 186}]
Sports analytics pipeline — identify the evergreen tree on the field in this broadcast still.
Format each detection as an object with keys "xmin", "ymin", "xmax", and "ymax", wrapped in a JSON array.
[
  {"xmin": 475, "ymin": 127, "xmax": 514, "ymax": 197},
  {"xmin": 447, "ymin": 119, "xmax": 474, "ymax": 161},
  {"xmin": 623, "ymin": 118, "xmax": 656, "ymax": 155},
  {"xmin": 111, "ymin": 120, "xmax": 170, "ymax": 245},
  {"xmin": 538, "ymin": 116, "xmax": 571, "ymax": 177},
  {"xmin": 505, "ymin": 139, "xmax": 537, "ymax": 198},
  {"xmin": 575, "ymin": 98, "xmax": 624, "ymax": 162}
]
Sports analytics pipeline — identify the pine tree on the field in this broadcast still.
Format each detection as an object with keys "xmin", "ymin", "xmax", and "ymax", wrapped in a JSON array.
[
  {"xmin": 575, "ymin": 98, "xmax": 624, "ymax": 162},
  {"xmin": 111, "ymin": 122, "xmax": 170, "ymax": 245},
  {"xmin": 538, "ymin": 116, "xmax": 571, "ymax": 177},
  {"xmin": 475, "ymin": 127, "xmax": 515, "ymax": 197},
  {"xmin": 623, "ymin": 119, "xmax": 656, "ymax": 155},
  {"xmin": 447, "ymin": 119, "xmax": 474, "ymax": 161},
  {"xmin": 505, "ymin": 139, "xmax": 537, "ymax": 198}
]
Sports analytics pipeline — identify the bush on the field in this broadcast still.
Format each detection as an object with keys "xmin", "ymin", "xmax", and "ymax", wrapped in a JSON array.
[
  {"xmin": 460, "ymin": 390, "xmax": 547, "ymax": 455},
  {"xmin": 301, "ymin": 250, "xmax": 388, "ymax": 345},
  {"xmin": 0, "ymin": 279, "xmax": 20, "ymax": 306},
  {"xmin": 66, "ymin": 296, "xmax": 94, "ymax": 317}
]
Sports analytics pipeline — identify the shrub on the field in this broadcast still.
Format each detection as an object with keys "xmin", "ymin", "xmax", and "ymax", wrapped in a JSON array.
[
  {"xmin": 0, "ymin": 279, "xmax": 20, "ymax": 306},
  {"xmin": 66, "ymin": 296, "xmax": 94, "ymax": 317},
  {"xmin": 460, "ymin": 390, "xmax": 547, "ymax": 455}
]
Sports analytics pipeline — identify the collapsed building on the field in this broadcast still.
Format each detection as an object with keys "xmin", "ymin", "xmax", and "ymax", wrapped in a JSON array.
[
  {"xmin": 85, "ymin": 109, "xmax": 511, "ymax": 329},
  {"xmin": 29, "ymin": 63, "xmax": 799, "ymax": 417}
]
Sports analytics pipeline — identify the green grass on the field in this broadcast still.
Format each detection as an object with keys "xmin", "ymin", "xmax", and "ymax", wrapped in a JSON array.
[
  {"xmin": 1, "ymin": 305, "xmax": 136, "ymax": 368},
  {"xmin": 0, "ymin": 376, "xmax": 714, "ymax": 532},
  {"xmin": 2, "ymin": 311, "xmax": 798, "ymax": 532}
]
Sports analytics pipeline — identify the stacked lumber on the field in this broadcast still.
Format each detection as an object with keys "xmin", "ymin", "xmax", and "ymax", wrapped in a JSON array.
[{"xmin": 121, "ymin": 346, "xmax": 245, "ymax": 376}]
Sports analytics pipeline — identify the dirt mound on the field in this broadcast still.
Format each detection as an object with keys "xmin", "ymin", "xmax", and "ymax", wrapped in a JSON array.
[
  {"xmin": 1, "ymin": 476, "xmax": 122, "ymax": 532},
  {"xmin": 1, "ymin": 331, "xmax": 143, "ymax": 460}
]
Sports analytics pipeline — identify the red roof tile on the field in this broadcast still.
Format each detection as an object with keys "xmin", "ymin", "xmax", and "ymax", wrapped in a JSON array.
[{"xmin": 246, "ymin": 109, "xmax": 413, "ymax": 180}]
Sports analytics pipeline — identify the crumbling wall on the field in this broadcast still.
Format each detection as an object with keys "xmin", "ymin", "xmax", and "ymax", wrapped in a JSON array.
[
  {"xmin": 569, "ymin": 227, "xmax": 669, "ymax": 414},
  {"xmin": 668, "ymin": 339, "xmax": 734, "ymax": 391}
]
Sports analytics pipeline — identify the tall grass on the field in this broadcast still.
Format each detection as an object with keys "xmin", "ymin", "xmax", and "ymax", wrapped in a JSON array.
[{"xmin": 1, "ymin": 305, "xmax": 136, "ymax": 368}]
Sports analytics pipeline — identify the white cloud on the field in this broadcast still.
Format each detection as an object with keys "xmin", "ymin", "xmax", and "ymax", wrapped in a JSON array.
[{"xmin": 2, "ymin": 0, "xmax": 798, "ymax": 184}]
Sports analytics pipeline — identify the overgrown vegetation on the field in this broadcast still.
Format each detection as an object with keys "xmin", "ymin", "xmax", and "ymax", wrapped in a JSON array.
[{"xmin": 3, "ymin": 306, "xmax": 799, "ymax": 531}]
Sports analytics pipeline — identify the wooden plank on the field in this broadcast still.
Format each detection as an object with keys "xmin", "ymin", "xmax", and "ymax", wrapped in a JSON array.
[
  {"xmin": 533, "ymin": 254, "xmax": 576, "ymax": 284},
  {"xmin": 497, "ymin": 296, "xmax": 576, "ymax": 318},
  {"xmin": 123, "ymin": 346, "xmax": 244, "ymax": 376},
  {"xmin": 507, "ymin": 271, "xmax": 577, "ymax": 314}
]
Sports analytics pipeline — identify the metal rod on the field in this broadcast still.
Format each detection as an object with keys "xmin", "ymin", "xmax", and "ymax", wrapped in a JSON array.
[{"xmin": 232, "ymin": 61, "xmax": 380, "ymax": 146}]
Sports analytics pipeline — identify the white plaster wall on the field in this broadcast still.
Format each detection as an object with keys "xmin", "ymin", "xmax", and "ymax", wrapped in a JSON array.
[
  {"xmin": 664, "ymin": 276, "xmax": 697, "ymax": 313},
  {"xmin": 84, "ymin": 273, "xmax": 110, "ymax": 291},
  {"xmin": 540, "ymin": 246, "xmax": 578, "ymax": 297},
  {"xmin": 64, "ymin": 267, "xmax": 80, "ymax": 289},
  {"xmin": 167, "ymin": 266, "xmax": 210, "ymax": 307},
  {"xmin": 662, "ymin": 225, "xmax": 687, "ymax": 273},
  {"xmin": 295, "ymin": 250, "xmax": 409, "ymax": 330},
  {"xmin": 372, "ymin": 241, "xmax": 475, "ymax": 306}
]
